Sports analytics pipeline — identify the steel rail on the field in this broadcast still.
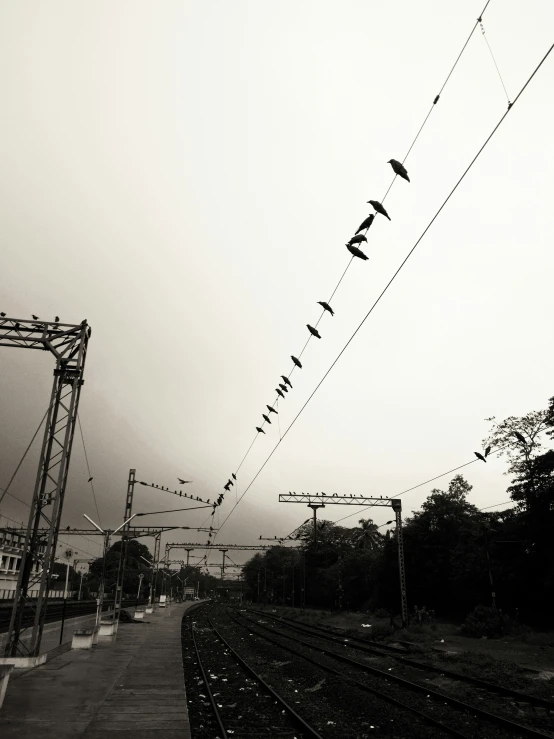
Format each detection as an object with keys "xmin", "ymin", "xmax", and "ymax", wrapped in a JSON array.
[
  {"xmin": 251, "ymin": 609, "xmax": 554, "ymax": 713},
  {"xmin": 190, "ymin": 619, "xmax": 229, "ymax": 739},
  {"xmin": 225, "ymin": 608, "xmax": 469, "ymax": 739},
  {"xmin": 206, "ymin": 611, "xmax": 325, "ymax": 739},
  {"xmin": 236, "ymin": 610, "xmax": 552, "ymax": 739}
]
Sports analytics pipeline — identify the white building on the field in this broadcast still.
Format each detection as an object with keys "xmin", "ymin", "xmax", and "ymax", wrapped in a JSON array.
[{"xmin": 0, "ymin": 528, "xmax": 43, "ymax": 600}]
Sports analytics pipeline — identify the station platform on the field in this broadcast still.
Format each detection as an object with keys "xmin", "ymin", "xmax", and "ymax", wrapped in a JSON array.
[{"xmin": 0, "ymin": 601, "xmax": 194, "ymax": 738}]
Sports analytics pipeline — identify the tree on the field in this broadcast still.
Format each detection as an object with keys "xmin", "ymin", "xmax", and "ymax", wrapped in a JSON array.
[{"xmin": 356, "ymin": 518, "xmax": 382, "ymax": 551}]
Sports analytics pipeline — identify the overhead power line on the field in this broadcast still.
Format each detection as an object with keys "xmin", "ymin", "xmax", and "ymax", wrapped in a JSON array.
[
  {"xmin": 211, "ymin": 38, "xmax": 554, "ymax": 543},
  {"xmin": 229, "ymin": 0, "xmax": 496, "ymax": 485},
  {"xmin": 77, "ymin": 414, "xmax": 102, "ymax": 529},
  {"xmin": 0, "ymin": 404, "xmax": 50, "ymax": 508}
]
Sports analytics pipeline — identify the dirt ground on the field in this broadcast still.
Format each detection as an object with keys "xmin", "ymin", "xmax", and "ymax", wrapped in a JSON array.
[{"xmin": 260, "ymin": 605, "xmax": 554, "ymax": 676}]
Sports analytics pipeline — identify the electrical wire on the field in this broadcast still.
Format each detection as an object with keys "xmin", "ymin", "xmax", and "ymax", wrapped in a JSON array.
[
  {"xmin": 479, "ymin": 19, "xmax": 511, "ymax": 106},
  {"xmin": 77, "ymin": 414, "xmax": 102, "ymax": 529},
  {"xmin": 211, "ymin": 39, "xmax": 554, "ymax": 544},
  {"xmin": 0, "ymin": 404, "xmax": 50, "ymax": 508},
  {"xmin": 222, "ymin": 0, "xmax": 496, "ymax": 492}
]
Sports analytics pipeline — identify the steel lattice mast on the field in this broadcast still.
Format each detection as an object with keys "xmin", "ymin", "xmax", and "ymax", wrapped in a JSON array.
[
  {"xmin": 1, "ymin": 317, "xmax": 90, "ymax": 656},
  {"xmin": 279, "ymin": 492, "xmax": 408, "ymax": 627}
]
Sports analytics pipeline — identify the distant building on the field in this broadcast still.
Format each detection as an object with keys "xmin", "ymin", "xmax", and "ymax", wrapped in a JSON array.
[{"xmin": 0, "ymin": 528, "xmax": 43, "ymax": 599}]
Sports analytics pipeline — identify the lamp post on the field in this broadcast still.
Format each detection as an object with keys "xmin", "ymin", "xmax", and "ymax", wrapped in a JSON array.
[{"xmin": 83, "ymin": 512, "xmax": 138, "ymax": 627}]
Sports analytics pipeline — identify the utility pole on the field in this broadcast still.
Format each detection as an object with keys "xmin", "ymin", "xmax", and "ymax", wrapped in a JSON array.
[
  {"xmin": 220, "ymin": 549, "xmax": 228, "ymax": 580},
  {"xmin": 2, "ymin": 318, "xmax": 90, "ymax": 657},
  {"xmin": 114, "ymin": 469, "xmax": 136, "ymax": 625},
  {"xmin": 307, "ymin": 502, "xmax": 325, "ymax": 546}
]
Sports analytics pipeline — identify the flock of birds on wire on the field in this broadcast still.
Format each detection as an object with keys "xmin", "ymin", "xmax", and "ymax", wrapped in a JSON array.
[{"xmin": 194, "ymin": 159, "xmax": 412, "ymax": 545}]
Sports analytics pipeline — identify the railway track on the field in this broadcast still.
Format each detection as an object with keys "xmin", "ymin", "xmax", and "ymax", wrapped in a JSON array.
[
  {"xmin": 248, "ymin": 608, "xmax": 554, "ymax": 713},
  {"xmin": 181, "ymin": 604, "xmax": 323, "ymax": 739},
  {"xmin": 225, "ymin": 608, "xmax": 553, "ymax": 739}
]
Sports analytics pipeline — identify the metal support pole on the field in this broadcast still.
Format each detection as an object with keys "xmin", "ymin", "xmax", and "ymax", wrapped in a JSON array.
[
  {"xmin": 392, "ymin": 500, "xmax": 408, "ymax": 628},
  {"xmin": 484, "ymin": 528, "xmax": 496, "ymax": 609},
  {"xmin": 153, "ymin": 533, "xmax": 161, "ymax": 601},
  {"xmin": 4, "ymin": 325, "xmax": 88, "ymax": 657},
  {"xmin": 307, "ymin": 503, "xmax": 325, "ymax": 547},
  {"xmin": 114, "ymin": 469, "xmax": 135, "ymax": 625}
]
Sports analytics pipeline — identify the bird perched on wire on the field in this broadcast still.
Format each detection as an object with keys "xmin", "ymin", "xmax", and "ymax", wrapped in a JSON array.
[
  {"xmin": 388, "ymin": 159, "xmax": 410, "ymax": 182},
  {"xmin": 474, "ymin": 452, "xmax": 487, "ymax": 463},
  {"xmin": 256, "ymin": 426, "xmax": 266, "ymax": 434},
  {"xmin": 347, "ymin": 244, "xmax": 369, "ymax": 260},
  {"xmin": 307, "ymin": 325, "xmax": 321, "ymax": 339},
  {"xmin": 226, "ymin": 478, "xmax": 234, "ymax": 487},
  {"xmin": 347, "ymin": 234, "xmax": 367, "ymax": 247},
  {"xmin": 291, "ymin": 356, "xmax": 302, "ymax": 368},
  {"xmin": 355, "ymin": 214, "xmax": 375, "ymax": 234},
  {"xmin": 224, "ymin": 482, "xmax": 231, "ymax": 491},
  {"xmin": 266, "ymin": 405, "xmax": 278, "ymax": 415},
  {"xmin": 262, "ymin": 414, "xmax": 272, "ymax": 424},
  {"xmin": 32, "ymin": 314, "xmax": 39, "ymax": 320},
  {"xmin": 281, "ymin": 375, "xmax": 293, "ymax": 388},
  {"xmin": 317, "ymin": 301, "xmax": 334, "ymax": 316},
  {"xmin": 87, "ymin": 477, "xmax": 93, "ymax": 483},
  {"xmin": 513, "ymin": 431, "xmax": 527, "ymax": 445},
  {"xmin": 232, "ymin": 473, "xmax": 236, "ymax": 480},
  {"xmin": 276, "ymin": 388, "xmax": 285, "ymax": 399},
  {"xmin": 485, "ymin": 446, "xmax": 491, "ymax": 457},
  {"xmin": 368, "ymin": 200, "xmax": 391, "ymax": 220},
  {"xmin": 279, "ymin": 383, "xmax": 288, "ymax": 393},
  {"xmin": 0, "ymin": 312, "xmax": 6, "ymax": 317},
  {"xmin": 178, "ymin": 478, "xmax": 192, "ymax": 484},
  {"xmin": 55, "ymin": 316, "xmax": 60, "ymax": 323}
]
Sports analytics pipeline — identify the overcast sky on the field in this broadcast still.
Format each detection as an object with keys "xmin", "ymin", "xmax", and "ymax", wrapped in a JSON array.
[{"xmin": 1, "ymin": 0, "xmax": 553, "ymax": 569}]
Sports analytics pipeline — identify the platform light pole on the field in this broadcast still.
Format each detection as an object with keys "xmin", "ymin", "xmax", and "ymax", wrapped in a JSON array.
[{"xmin": 83, "ymin": 512, "xmax": 138, "ymax": 627}]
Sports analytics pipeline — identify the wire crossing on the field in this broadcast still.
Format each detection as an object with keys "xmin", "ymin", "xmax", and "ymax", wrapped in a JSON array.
[
  {"xmin": 210, "ymin": 37, "xmax": 554, "ymax": 545},
  {"xmin": 213, "ymin": 0, "xmax": 498, "ymax": 516}
]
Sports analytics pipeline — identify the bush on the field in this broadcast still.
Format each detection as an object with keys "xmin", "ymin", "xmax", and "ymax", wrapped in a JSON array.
[
  {"xmin": 374, "ymin": 608, "xmax": 390, "ymax": 619},
  {"xmin": 461, "ymin": 605, "xmax": 506, "ymax": 638}
]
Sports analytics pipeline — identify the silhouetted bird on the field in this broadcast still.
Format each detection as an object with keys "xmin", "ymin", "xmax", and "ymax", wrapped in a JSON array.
[
  {"xmin": 55, "ymin": 316, "xmax": 60, "ymax": 323},
  {"xmin": 347, "ymin": 234, "xmax": 367, "ymax": 246},
  {"xmin": 347, "ymin": 244, "xmax": 369, "ymax": 260},
  {"xmin": 474, "ymin": 452, "xmax": 487, "ymax": 463},
  {"xmin": 317, "ymin": 301, "xmax": 334, "ymax": 316},
  {"xmin": 227, "ymin": 479, "xmax": 234, "ymax": 487},
  {"xmin": 14, "ymin": 323, "xmax": 20, "ymax": 329},
  {"xmin": 32, "ymin": 314, "xmax": 39, "ymax": 320},
  {"xmin": 485, "ymin": 446, "xmax": 491, "ymax": 457},
  {"xmin": 267, "ymin": 405, "xmax": 278, "ymax": 414},
  {"xmin": 262, "ymin": 414, "xmax": 272, "ymax": 424},
  {"xmin": 388, "ymin": 159, "xmax": 410, "ymax": 182},
  {"xmin": 279, "ymin": 383, "xmax": 288, "ymax": 393},
  {"xmin": 87, "ymin": 477, "xmax": 93, "ymax": 483},
  {"xmin": 514, "ymin": 431, "xmax": 527, "ymax": 444},
  {"xmin": 356, "ymin": 214, "xmax": 375, "ymax": 234},
  {"xmin": 276, "ymin": 388, "xmax": 285, "ymax": 399},
  {"xmin": 232, "ymin": 473, "xmax": 236, "ymax": 480},
  {"xmin": 178, "ymin": 478, "xmax": 192, "ymax": 484},
  {"xmin": 307, "ymin": 325, "xmax": 321, "ymax": 339},
  {"xmin": 368, "ymin": 200, "xmax": 391, "ymax": 220},
  {"xmin": 281, "ymin": 376, "xmax": 292, "ymax": 388},
  {"xmin": 224, "ymin": 482, "xmax": 231, "ymax": 491},
  {"xmin": 0, "ymin": 312, "xmax": 5, "ymax": 317},
  {"xmin": 291, "ymin": 356, "xmax": 302, "ymax": 368},
  {"xmin": 256, "ymin": 426, "xmax": 265, "ymax": 434}
]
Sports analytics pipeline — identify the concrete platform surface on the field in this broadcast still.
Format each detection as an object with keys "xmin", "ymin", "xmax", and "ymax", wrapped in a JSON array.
[{"xmin": 0, "ymin": 601, "xmax": 195, "ymax": 738}]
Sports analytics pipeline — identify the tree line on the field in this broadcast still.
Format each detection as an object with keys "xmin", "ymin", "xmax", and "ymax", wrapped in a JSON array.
[{"xmin": 243, "ymin": 396, "xmax": 554, "ymax": 627}]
